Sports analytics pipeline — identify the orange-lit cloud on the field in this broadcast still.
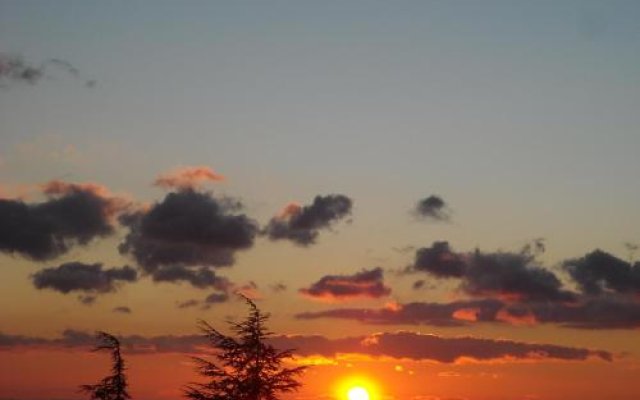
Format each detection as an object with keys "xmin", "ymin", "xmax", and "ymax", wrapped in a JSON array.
[
  {"xmin": 300, "ymin": 268, "xmax": 391, "ymax": 302},
  {"xmin": 154, "ymin": 166, "xmax": 224, "ymax": 190},
  {"xmin": 42, "ymin": 180, "xmax": 132, "ymax": 218},
  {"xmin": 0, "ymin": 330, "xmax": 612, "ymax": 363}
]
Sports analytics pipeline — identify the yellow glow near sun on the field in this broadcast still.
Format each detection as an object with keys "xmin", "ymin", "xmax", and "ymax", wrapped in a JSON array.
[{"xmin": 347, "ymin": 386, "xmax": 370, "ymax": 400}]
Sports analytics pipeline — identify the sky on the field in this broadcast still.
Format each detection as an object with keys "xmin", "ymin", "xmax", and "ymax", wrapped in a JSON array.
[{"xmin": 1, "ymin": 1, "xmax": 640, "ymax": 399}]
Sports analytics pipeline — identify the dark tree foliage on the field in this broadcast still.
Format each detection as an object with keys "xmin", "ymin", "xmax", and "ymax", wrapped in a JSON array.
[
  {"xmin": 185, "ymin": 296, "xmax": 306, "ymax": 400},
  {"xmin": 80, "ymin": 331, "xmax": 130, "ymax": 400}
]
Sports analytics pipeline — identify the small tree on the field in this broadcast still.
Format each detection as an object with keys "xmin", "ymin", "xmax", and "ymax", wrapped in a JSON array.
[
  {"xmin": 185, "ymin": 295, "xmax": 306, "ymax": 400},
  {"xmin": 80, "ymin": 331, "xmax": 130, "ymax": 400}
]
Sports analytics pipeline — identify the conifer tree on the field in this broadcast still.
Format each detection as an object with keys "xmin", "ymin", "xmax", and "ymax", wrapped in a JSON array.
[
  {"xmin": 185, "ymin": 295, "xmax": 306, "ymax": 400},
  {"xmin": 80, "ymin": 331, "xmax": 130, "ymax": 400}
]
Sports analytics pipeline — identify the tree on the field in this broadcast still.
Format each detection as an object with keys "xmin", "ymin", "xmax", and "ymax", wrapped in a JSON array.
[
  {"xmin": 185, "ymin": 295, "xmax": 306, "ymax": 400},
  {"xmin": 80, "ymin": 331, "xmax": 130, "ymax": 400}
]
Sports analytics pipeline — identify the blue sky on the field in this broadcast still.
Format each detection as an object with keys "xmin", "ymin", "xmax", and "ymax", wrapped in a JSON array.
[{"xmin": 2, "ymin": 1, "xmax": 639, "ymax": 260}]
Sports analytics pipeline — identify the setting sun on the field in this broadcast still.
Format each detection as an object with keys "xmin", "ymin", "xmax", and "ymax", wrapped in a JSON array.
[
  {"xmin": 347, "ymin": 387, "xmax": 370, "ymax": 400},
  {"xmin": 337, "ymin": 376, "xmax": 379, "ymax": 400}
]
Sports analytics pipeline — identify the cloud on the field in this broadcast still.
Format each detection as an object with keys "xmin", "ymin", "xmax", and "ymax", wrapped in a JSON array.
[
  {"xmin": 297, "ymin": 296, "xmax": 640, "ymax": 330},
  {"xmin": 296, "ymin": 299, "xmax": 504, "ymax": 327},
  {"xmin": 78, "ymin": 295, "xmax": 97, "ymax": 305},
  {"xmin": 175, "ymin": 290, "xmax": 232, "ymax": 310},
  {"xmin": 118, "ymin": 189, "xmax": 258, "ymax": 287},
  {"xmin": 300, "ymin": 268, "xmax": 391, "ymax": 301},
  {"xmin": 150, "ymin": 265, "xmax": 231, "ymax": 290},
  {"xmin": 113, "ymin": 306, "xmax": 132, "ymax": 314},
  {"xmin": 154, "ymin": 166, "xmax": 224, "ymax": 190},
  {"xmin": 408, "ymin": 241, "xmax": 576, "ymax": 303},
  {"xmin": 204, "ymin": 292, "xmax": 229, "ymax": 304},
  {"xmin": 414, "ymin": 195, "xmax": 451, "ymax": 221},
  {"xmin": 274, "ymin": 332, "xmax": 612, "ymax": 363},
  {"xmin": 0, "ymin": 330, "xmax": 611, "ymax": 363},
  {"xmin": 32, "ymin": 262, "xmax": 137, "ymax": 294},
  {"xmin": 270, "ymin": 282, "xmax": 288, "ymax": 293},
  {"xmin": 177, "ymin": 299, "xmax": 200, "ymax": 309},
  {"xmin": 0, "ymin": 180, "xmax": 129, "ymax": 261},
  {"xmin": 563, "ymin": 249, "xmax": 640, "ymax": 296},
  {"xmin": 501, "ymin": 298, "xmax": 640, "ymax": 329},
  {"xmin": 234, "ymin": 280, "xmax": 262, "ymax": 299},
  {"xmin": 0, "ymin": 53, "xmax": 92, "ymax": 87},
  {"xmin": 411, "ymin": 241, "xmax": 466, "ymax": 278},
  {"xmin": 264, "ymin": 194, "xmax": 353, "ymax": 246},
  {"xmin": 413, "ymin": 280, "xmax": 426, "ymax": 290}
]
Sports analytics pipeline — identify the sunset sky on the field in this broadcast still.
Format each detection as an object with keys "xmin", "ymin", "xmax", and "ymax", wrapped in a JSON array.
[{"xmin": 2, "ymin": 1, "xmax": 640, "ymax": 400}]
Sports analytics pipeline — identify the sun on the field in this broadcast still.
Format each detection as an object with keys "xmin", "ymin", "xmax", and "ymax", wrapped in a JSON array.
[
  {"xmin": 337, "ymin": 377, "xmax": 379, "ymax": 400},
  {"xmin": 347, "ymin": 386, "xmax": 370, "ymax": 400}
]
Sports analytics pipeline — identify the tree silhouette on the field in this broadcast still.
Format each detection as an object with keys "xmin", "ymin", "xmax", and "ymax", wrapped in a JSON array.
[
  {"xmin": 80, "ymin": 331, "xmax": 130, "ymax": 400},
  {"xmin": 185, "ymin": 295, "xmax": 306, "ymax": 400}
]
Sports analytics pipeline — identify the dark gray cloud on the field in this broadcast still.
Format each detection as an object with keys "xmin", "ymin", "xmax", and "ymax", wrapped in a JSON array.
[
  {"xmin": 563, "ymin": 249, "xmax": 640, "ymax": 296},
  {"xmin": 119, "ymin": 189, "xmax": 258, "ymax": 287},
  {"xmin": 78, "ymin": 295, "xmax": 97, "ymax": 305},
  {"xmin": 113, "ymin": 306, "xmax": 132, "ymax": 314},
  {"xmin": 177, "ymin": 299, "xmax": 200, "ymax": 309},
  {"xmin": 204, "ymin": 291, "xmax": 229, "ymax": 304},
  {"xmin": 296, "ymin": 299, "xmax": 504, "ymax": 327},
  {"xmin": 408, "ymin": 241, "xmax": 576, "ymax": 303},
  {"xmin": 300, "ymin": 267, "xmax": 391, "ymax": 301},
  {"xmin": 270, "ymin": 282, "xmax": 288, "ymax": 293},
  {"xmin": 462, "ymin": 250, "xmax": 576, "ymax": 302},
  {"xmin": 0, "ymin": 181, "xmax": 128, "ymax": 261},
  {"xmin": 502, "ymin": 298, "xmax": 640, "ymax": 329},
  {"xmin": 411, "ymin": 241, "xmax": 466, "ymax": 278},
  {"xmin": 0, "ymin": 53, "xmax": 92, "ymax": 87},
  {"xmin": 414, "ymin": 195, "xmax": 450, "ymax": 221},
  {"xmin": 174, "ymin": 290, "xmax": 230, "ymax": 310},
  {"xmin": 0, "ymin": 330, "xmax": 611, "ymax": 363},
  {"xmin": 32, "ymin": 262, "xmax": 137, "ymax": 294},
  {"xmin": 150, "ymin": 265, "xmax": 231, "ymax": 290},
  {"xmin": 264, "ymin": 194, "xmax": 352, "ymax": 246}
]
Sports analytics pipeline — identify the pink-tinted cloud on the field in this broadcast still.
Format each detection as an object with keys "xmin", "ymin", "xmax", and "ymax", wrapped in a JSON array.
[{"xmin": 154, "ymin": 166, "xmax": 224, "ymax": 190}]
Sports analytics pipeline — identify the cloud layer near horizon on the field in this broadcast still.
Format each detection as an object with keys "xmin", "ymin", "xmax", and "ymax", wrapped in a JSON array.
[
  {"xmin": 0, "ymin": 330, "xmax": 611, "ymax": 363},
  {"xmin": 295, "ymin": 296, "xmax": 640, "ymax": 329}
]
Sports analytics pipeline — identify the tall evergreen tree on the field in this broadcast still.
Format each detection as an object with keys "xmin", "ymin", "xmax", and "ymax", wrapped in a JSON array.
[
  {"xmin": 185, "ymin": 296, "xmax": 306, "ymax": 400},
  {"xmin": 80, "ymin": 331, "xmax": 130, "ymax": 400}
]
